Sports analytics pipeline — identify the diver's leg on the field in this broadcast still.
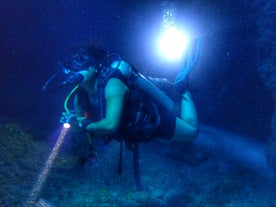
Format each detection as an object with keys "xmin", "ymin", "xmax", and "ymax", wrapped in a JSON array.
[
  {"xmin": 174, "ymin": 38, "xmax": 202, "ymax": 93},
  {"xmin": 170, "ymin": 38, "xmax": 201, "ymax": 142},
  {"xmin": 172, "ymin": 117, "xmax": 198, "ymax": 141},
  {"xmin": 180, "ymin": 91, "xmax": 197, "ymax": 127},
  {"xmin": 171, "ymin": 91, "xmax": 198, "ymax": 142}
]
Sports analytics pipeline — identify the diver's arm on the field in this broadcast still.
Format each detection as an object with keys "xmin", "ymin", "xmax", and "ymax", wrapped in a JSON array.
[{"xmin": 85, "ymin": 78, "xmax": 129, "ymax": 134}]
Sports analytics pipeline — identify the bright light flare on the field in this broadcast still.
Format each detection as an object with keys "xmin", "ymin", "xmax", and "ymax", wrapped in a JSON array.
[
  {"xmin": 63, "ymin": 122, "xmax": 70, "ymax": 128},
  {"xmin": 24, "ymin": 127, "xmax": 69, "ymax": 207},
  {"xmin": 159, "ymin": 27, "xmax": 189, "ymax": 61}
]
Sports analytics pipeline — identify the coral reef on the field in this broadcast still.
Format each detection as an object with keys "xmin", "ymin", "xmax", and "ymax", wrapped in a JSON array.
[
  {"xmin": 1, "ymin": 121, "xmax": 275, "ymax": 206},
  {"xmin": 0, "ymin": 122, "xmax": 48, "ymax": 206}
]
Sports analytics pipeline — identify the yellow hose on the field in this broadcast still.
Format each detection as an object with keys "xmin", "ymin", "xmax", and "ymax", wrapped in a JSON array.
[
  {"xmin": 63, "ymin": 85, "xmax": 93, "ymax": 145},
  {"xmin": 64, "ymin": 85, "xmax": 79, "ymax": 112}
]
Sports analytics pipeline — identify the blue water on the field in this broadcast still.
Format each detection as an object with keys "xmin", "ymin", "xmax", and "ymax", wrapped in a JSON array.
[{"xmin": 0, "ymin": 0, "xmax": 275, "ymax": 206}]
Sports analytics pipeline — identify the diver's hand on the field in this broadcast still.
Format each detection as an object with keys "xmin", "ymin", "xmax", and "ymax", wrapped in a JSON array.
[
  {"xmin": 60, "ymin": 111, "xmax": 75, "ymax": 124},
  {"xmin": 76, "ymin": 116, "xmax": 92, "ymax": 130},
  {"xmin": 81, "ymin": 118, "xmax": 93, "ymax": 130},
  {"xmin": 76, "ymin": 116, "xmax": 86, "ymax": 127}
]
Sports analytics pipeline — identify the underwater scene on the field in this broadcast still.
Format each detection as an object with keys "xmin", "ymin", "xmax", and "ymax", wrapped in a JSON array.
[{"xmin": 0, "ymin": 0, "xmax": 275, "ymax": 206}]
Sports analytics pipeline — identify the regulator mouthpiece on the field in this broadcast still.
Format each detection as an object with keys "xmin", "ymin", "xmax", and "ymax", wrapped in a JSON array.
[{"xmin": 63, "ymin": 70, "xmax": 84, "ymax": 85}]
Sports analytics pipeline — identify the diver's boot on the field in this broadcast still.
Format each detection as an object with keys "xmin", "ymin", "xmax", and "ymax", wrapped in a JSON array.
[
  {"xmin": 174, "ymin": 38, "xmax": 202, "ymax": 94},
  {"xmin": 174, "ymin": 78, "xmax": 189, "ymax": 94}
]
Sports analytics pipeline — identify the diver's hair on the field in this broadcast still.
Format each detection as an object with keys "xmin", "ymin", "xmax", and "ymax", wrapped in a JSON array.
[
  {"xmin": 71, "ymin": 41, "xmax": 108, "ymax": 64},
  {"xmin": 87, "ymin": 43, "xmax": 108, "ymax": 63}
]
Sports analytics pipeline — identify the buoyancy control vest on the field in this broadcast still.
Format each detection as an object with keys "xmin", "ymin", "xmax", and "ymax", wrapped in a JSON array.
[{"xmin": 77, "ymin": 58, "xmax": 167, "ymax": 142}]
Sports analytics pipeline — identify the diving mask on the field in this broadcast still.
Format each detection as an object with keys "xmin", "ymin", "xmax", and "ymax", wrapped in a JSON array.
[
  {"xmin": 42, "ymin": 53, "xmax": 100, "ymax": 92},
  {"xmin": 63, "ymin": 53, "xmax": 99, "ymax": 72}
]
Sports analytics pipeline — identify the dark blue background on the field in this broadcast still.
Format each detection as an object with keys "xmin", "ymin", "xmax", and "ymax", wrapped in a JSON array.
[{"xmin": 0, "ymin": 0, "xmax": 274, "ymax": 140}]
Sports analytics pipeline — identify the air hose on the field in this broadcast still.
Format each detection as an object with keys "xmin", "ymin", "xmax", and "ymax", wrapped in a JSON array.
[
  {"xmin": 63, "ymin": 85, "xmax": 93, "ymax": 145},
  {"xmin": 63, "ymin": 85, "xmax": 79, "ymax": 113}
]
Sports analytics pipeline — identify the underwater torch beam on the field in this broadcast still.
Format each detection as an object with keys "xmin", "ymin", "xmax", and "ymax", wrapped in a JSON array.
[{"xmin": 24, "ymin": 127, "xmax": 69, "ymax": 207}]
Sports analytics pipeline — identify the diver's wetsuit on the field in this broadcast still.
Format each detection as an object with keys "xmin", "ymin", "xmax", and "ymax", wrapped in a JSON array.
[
  {"xmin": 151, "ymin": 106, "xmax": 176, "ymax": 139},
  {"xmin": 76, "ymin": 65, "xmax": 179, "ymax": 141}
]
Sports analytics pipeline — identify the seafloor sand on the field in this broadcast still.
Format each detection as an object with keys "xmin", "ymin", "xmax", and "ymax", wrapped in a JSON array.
[{"xmin": 0, "ymin": 122, "xmax": 275, "ymax": 207}]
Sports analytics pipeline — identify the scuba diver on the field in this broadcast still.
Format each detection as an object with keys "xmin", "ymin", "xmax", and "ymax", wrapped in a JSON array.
[
  {"xmin": 43, "ymin": 39, "xmax": 201, "ymax": 190},
  {"xmin": 68, "ymin": 44, "xmax": 199, "ymax": 142}
]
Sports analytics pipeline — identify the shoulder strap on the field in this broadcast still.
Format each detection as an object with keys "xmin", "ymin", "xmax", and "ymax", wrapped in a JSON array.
[{"xmin": 96, "ymin": 65, "xmax": 130, "ymax": 119}]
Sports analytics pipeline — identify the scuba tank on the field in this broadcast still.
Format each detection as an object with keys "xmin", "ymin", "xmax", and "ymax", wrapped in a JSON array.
[{"xmin": 109, "ymin": 59, "xmax": 174, "ymax": 112}]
